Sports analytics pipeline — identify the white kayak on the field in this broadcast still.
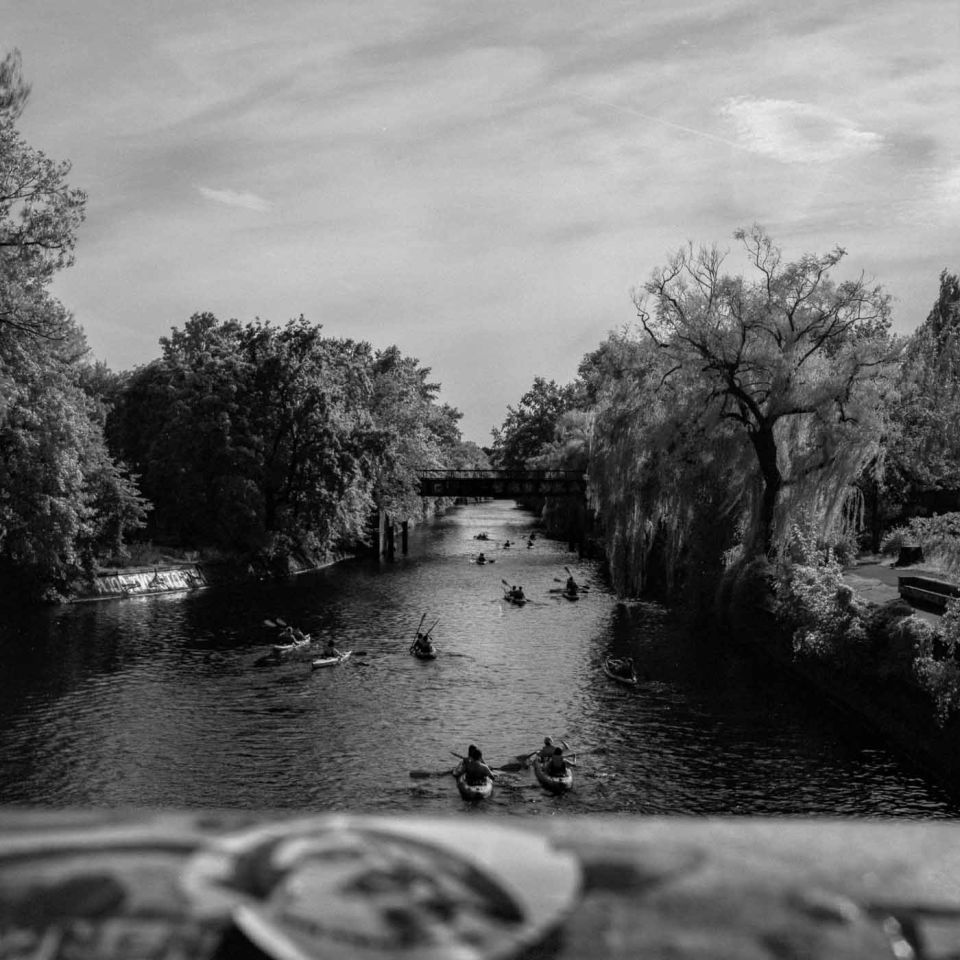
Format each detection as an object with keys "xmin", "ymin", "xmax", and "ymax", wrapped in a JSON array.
[{"xmin": 311, "ymin": 650, "xmax": 352, "ymax": 670}]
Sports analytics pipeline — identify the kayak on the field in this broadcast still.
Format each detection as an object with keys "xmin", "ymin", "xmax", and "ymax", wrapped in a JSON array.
[
  {"xmin": 561, "ymin": 590, "xmax": 579, "ymax": 601},
  {"xmin": 412, "ymin": 646, "xmax": 438, "ymax": 660},
  {"xmin": 603, "ymin": 656, "xmax": 639, "ymax": 687},
  {"xmin": 503, "ymin": 592, "xmax": 528, "ymax": 606},
  {"xmin": 533, "ymin": 756, "xmax": 574, "ymax": 793},
  {"xmin": 454, "ymin": 766, "xmax": 494, "ymax": 801},
  {"xmin": 311, "ymin": 650, "xmax": 352, "ymax": 670},
  {"xmin": 272, "ymin": 635, "xmax": 311, "ymax": 655}
]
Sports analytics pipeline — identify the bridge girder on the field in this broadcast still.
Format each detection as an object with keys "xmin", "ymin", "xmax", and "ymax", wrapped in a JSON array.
[{"xmin": 417, "ymin": 469, "xmax": 586, "ymax": 499}]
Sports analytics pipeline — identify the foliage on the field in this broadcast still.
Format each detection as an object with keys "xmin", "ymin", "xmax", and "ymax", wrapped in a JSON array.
[
  {"xmin": 774, "ymin": 524, "xmax": 868, "ymax": 663},
  {"xmin": 110, "ymin": 314, "xmax": 466, "ymax": 562},
  {"xmin": 585, "ymin": 326, "xmax": 748, "ymax": 597},
  {"xmin": 0, "ymin": 52, "xmax": 146, "ymax": 600},
  {"xmin": 914, "ymin": 598, "xmax": 960, "ymax": 725},
  {"xmin": 634, "ymin": 225, "xmax": 896, "ymax": 558},
  {"xmin": 368, "ymin": 345, "xmax": 463, "ymax": 521},
  {"xmin": 0, "ymin": 52, "xmax": 86, "ymax": 343},
  {"xmin": 886, "ymin": 271, "xmax": 960, "ymax": 495},
  {"xmin": 881, "ymin": 513, "xmax": 960, "ymax": 577},
  {"xmin": 490, "ymin": 376, "xmax": 577, "ymax": 468}
]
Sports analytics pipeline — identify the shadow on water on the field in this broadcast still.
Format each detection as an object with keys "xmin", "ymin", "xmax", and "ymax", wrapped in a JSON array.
[{"xmin": 1, "ymin": 500, "xmax": 958, "ymax": 818}]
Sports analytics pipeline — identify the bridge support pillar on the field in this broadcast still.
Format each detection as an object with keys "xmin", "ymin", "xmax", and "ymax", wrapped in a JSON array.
[{"xmin": 401, "ymin": 521, "xmax": 408, "ymax": 555}]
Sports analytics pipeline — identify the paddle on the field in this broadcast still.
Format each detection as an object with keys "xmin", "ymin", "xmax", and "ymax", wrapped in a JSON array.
[
  {"xmin": 409, "ymin": 768, "xmax": 456, "ymax": 779},
  {"xmin": 264, "ymin": 618, "xmax": 289, "ymax": 629},
  {"xmin": 414, "ymin": 612, "xmax": 427, "ymax": 638},
  {"xmin": 448, "ymin": 751, "xmax": 524, "ymax": 773}
]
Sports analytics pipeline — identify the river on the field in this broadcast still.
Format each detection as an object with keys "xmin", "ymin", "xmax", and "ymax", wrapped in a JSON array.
[{"xmin": 0, "ymin": 501, "xmax": 957, "ymax": 818}]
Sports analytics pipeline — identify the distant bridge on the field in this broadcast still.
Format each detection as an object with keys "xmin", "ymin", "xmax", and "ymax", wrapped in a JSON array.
[{"xmin": 417, "ymin": 468, "xmax": 586, "ymax": 499}]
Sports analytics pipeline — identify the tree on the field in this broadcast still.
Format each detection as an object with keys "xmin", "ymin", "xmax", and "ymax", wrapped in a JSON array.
[
  {"xmin": 0, "ymin": 52, "xmax": 145, "ymax": 600},
  {"xmin": 0, "ymin": 51, "xmax": 86, "ymax": 342},
  {"xmin": 889, "ymin": 271, "xmax": 960, "ymax": 492},
  {"xmin": 111, "ymin": 313, "xmax": 383, "ymax": 558},
  {"xmin": 634, "ymin": 226, "xmax": 896, "ymax": 558},
  {"xmin": 368, "ymin": 345, "xmax": 464, "ymax": 521},
  {"xmin": 491, "ymin": 376, "xmax": 577, "ymax": 468}
]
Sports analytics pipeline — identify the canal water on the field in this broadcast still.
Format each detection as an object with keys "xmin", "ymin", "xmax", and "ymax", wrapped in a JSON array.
[{"xmin": 1, "ymin": 501, "xmax": 957, "ymax": 818}]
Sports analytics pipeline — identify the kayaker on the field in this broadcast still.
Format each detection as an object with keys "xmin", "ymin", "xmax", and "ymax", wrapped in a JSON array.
[
  {"xmin": 461, "ymin": 745, "xmax": 496, "ymax": 784},
  {"xmin": 510, "ymin": 585, "xmax": 525, "ymax": 601},
  {"xmin": 413, "ymin": 632, "xmax": 434, "ymax": 654},
  {"xmin": 536, "ymin": 737, "xmax": 555, "ymax": 762},
  {"xmin": 320, "ymin": 638, "xmax": 342, "ymax": 659},
  {"xmin": 545, "ymin": 747, "xmax": 574, "ymax": 777},
  {"xmin": 503, "ymin": 540, "xmax": 511, "ymax": 548},
  {"xmin": 616, "ymin": 657, "xmax": 637, "ymax": 681},
  {"xmin": 477, "ymin": 552, "xmax": 487, "ymax": 564},
  {"xmin": 565, "ymin": 575, "xmax": 579, "ymax": 595}
]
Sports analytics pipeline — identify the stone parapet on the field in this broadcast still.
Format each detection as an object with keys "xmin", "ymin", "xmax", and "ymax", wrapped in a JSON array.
[{"xmin": 1, "ymin": 810, "xmax": 959, "ymax": 958}]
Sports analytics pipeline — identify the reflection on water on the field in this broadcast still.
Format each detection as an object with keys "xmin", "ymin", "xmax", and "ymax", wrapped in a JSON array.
[{"xmin": 0, "ymin": 501, "xmax": 957, "ymax": 818}]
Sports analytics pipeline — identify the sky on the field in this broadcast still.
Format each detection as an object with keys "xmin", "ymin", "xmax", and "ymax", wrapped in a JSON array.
[{"xmin": 7, "ymin": 0, "xmax": 960, "ymax": 441}]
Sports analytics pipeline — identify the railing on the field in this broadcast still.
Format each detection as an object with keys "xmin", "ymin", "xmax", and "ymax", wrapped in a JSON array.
[{"xmin": 3, "ymin": 810, "xmax": 958, "ymax": 958}]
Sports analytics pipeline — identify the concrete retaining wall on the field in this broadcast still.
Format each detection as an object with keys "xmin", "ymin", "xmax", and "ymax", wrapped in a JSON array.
[{"xmin": 71, "ymin": 565, "xmax": 209, "ymax": 602}]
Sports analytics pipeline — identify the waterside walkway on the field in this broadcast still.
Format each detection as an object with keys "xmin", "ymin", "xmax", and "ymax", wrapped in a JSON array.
[{"xmin": 843, "ymin": 558, "xmax": 946, "ymax": 625}]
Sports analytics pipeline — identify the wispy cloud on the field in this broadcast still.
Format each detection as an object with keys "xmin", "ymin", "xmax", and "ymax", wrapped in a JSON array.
[
  {"xmin": 721, "ymin": 98, "xmax": 883, "ymax": 164},
  {"xmin": 197, "ymin": 185, "xmax": 271, "ymax": 212}
]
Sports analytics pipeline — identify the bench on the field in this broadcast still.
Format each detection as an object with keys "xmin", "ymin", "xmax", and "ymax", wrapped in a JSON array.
[{"xmin": 898, "ymin": 575, "xmax": 960, "ymax": 612}]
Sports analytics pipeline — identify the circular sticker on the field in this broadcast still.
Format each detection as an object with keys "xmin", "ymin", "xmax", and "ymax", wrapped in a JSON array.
[{"xmin": 182, "ymin": 815, "xmax": 581, "ymax": 960}]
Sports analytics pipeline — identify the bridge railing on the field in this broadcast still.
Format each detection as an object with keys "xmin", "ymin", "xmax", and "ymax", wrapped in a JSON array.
[
  {"xmin": 417, "ymin": 469, "xmax": 587, "ymax": 499},
  {"xmin": 417, "ymin": 469, "xmax": 585, "ymax": 481}
]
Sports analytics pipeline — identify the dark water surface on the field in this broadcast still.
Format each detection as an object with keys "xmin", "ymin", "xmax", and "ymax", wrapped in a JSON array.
[{"xmin": 1, "ymin": 502, "xmax": 957, "ymax": 818}]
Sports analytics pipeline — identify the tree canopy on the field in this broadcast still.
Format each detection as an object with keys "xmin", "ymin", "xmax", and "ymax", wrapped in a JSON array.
[
  {"xmin": 632, "ymin": 225, "xmax": 896, "ymax": 559},
  {"xmin": 0, "ymin": 52, "xmax": 146, "ymax": 598}
]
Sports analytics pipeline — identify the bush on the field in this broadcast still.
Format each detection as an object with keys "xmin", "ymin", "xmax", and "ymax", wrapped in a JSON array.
[
  {"xmin": 775, "ymin": 525, "xmax": 868, "ymax": 664},
  {"xmin": 914, "ymin": 598, "xmax": 960, "ymax": 725},
  {"xmin": 882, "ymin": 514, "xmax": 960, "ymax": 576}
]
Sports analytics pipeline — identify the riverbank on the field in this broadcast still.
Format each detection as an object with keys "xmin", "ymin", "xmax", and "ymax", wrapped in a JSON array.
[
  {"xmin": 724, "ymin": 556, "xmax": 960, "ymax": 801},
  {"xmin": 67, "ymin": 549, "xmax": 355, "ymax": 603}
]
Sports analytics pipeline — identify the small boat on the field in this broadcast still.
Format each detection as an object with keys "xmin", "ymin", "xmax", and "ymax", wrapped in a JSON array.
[
  {"xmin": 454, "ymin": 765, "xmax": 494, "ymax": 800},
  {"xmin": 474, "ymin": 533, "xmax": 490, "ymax": 541},
  {"xmin": 412, "ymin": 645, "xmax": 438, "ymax": 660},
  {"xmin": 603, "ymin": 656, "xmax": 639, "ymax": 687},
  {"xmin": 561, "ymin": 589, "xmax": 579, "ymax": 601},
  {"xmin": 533, "ymin": 756, "xmax": 574, "ymax": 794},
  {"xmin": 311, "ymin": 650, "xmax": 352, "ymax": 670},
  {"xmin": 503, "ymin": 591, "xmax": 528, "ymax": 606},
  {"xmin": 272, "ymin": 634, "xmax": 311, "ymax": 655}
]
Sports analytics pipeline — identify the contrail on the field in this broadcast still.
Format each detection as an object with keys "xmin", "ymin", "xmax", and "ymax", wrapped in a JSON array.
[{"xmin": 570, "ymin": 91, "xmax": 748, "ymax": 152}]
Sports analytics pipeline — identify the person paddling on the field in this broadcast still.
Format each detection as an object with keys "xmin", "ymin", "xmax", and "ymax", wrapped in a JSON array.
[
  {"xmin": 536, "ymin": 737, "xmax": 555, "ymax": 763},
  {"xmin": 565, "ymin": 574, "xmax": 579, "ymax": 596},
  {"xmin": 460, "ymin": 744, "xmax": 496, "ymax": 785},
  {"xmin": 320, "ymin": 638, "xmax": 342, "ymax": 659},
  {"xmin": 413, "ymin": 631, "xmax": 435, "ymax": 655},
  {"xmin": 545, "ymin": 746, "xmax": 574, "ymax": 777}
]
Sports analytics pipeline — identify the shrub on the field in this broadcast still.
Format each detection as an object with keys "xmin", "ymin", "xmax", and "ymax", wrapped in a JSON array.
[
  {"xmin": 775, "ymin": 525, "xmax": 868, "ymax": 664},
  {"xmin": 882, "ymin": 514, "xmax": 960, "ymax": 576},
  {"xmin": 913, "ymin": 598, "xmax": 960, "ymax": 725}
]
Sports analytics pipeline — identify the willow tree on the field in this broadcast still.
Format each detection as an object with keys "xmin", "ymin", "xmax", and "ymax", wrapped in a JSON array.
[
  {"xmin": 585, "ymin": 328, "xmax": 749, "ymax": 597},
  {"xmin": 633, "ymin": 226, "xmax": 896, "ymax": 559}
]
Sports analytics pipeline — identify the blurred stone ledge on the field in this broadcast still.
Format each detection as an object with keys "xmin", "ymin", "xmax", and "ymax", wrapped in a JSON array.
[{"xmin": 1, "ymin": 810, "xmax": 959, "ymax": 959}]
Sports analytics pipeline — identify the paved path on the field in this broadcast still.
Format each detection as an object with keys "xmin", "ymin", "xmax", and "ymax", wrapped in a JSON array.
[{"xmin": 843, "ymin": 559, "xmax": 945, "ymax": 625}]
